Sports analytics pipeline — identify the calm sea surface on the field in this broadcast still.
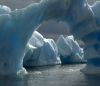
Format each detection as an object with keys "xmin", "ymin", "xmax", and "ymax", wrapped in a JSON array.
[{"xmin": 0, "ymin": 64, "xmax": 100, "ymax": 86}]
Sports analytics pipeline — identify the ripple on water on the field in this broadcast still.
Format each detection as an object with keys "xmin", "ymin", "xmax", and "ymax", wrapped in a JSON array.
[{"xmin": 0, "ymin": 64, "xmax": 100, "ymax": 86}]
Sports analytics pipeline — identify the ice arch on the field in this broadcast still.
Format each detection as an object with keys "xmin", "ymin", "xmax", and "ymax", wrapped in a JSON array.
[
  {"xmin": 0, "ymin": 0, "xmax": 99, "ymax": 75},
  {"xmin": 0, "ymin": 0, "xmax": 69, "ymax": 75}
]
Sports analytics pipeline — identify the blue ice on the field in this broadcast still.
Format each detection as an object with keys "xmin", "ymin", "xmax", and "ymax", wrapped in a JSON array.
[
  {"xmin": 56, "ymin": 35, "xmax": 84, "ymax": 64},
  {"xmin": 0, "ymin": 0, "xmax": 68, "ymax": 75},
  {"xmin": 23, "ymin": 31, "xmax": 61, "ymax": 67},
  {"xmin": 0, "ymin": 0, "xmax": 100, "ymax": 75},
  {"xmin": 64, "ymin": 0, "xmax": 100, "ymax": 74}
]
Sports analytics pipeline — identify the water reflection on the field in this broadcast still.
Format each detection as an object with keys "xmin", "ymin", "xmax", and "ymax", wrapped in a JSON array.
[{"xmin": 0, "ymin": 65, "xmax": 100, "ymax": 86}]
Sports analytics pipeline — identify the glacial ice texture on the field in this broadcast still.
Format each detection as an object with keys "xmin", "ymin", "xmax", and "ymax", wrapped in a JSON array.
[
  {"xmin": 56, "ymin": 35, "xmax": 84, "ymax": 64},
  {"xmin": 66, "ymin": 0, "xmax": 100, "ymax": 74},
  {"xmin": 0, "ymin": 0, "xmax": 68, "ymax": 75},
  {"xmin": 24, "ymin": 31, "xmax": 61, "ymax": 67},
  {"xmin": 0, "ymin": 0, "xmax": 100, "ymax": 75}
]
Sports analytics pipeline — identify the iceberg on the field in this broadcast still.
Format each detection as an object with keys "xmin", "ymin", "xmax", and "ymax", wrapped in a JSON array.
[
  {"xmin": 1, "ymin": 0, "xmax": 100, "ymax": 75},
  {"xmin": 28, "ymin": 31, "xmax": 44, "ymax": 47},
  {"xmin": 64, "ymin": 0, "xmax": 100, "ymax": 74},
  {"xmin": 56, "ymin": 35, "xmax": 84, "ymax": 64},
  {"xmin": 0, "ymin": 0, "xmax": 69, "ymax": 75},
  {"xmin": 24, "ymin": 31, "xmax": 61, "ymax": 67},
  {"xmin": 81, "ymin": 1, "xmax": 100, "ymax": 74}
]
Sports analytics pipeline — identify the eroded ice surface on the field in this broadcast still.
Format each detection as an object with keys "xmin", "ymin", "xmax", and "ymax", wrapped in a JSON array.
[
  {"xmin": 24, "ymin": 31, "xmax": 61, "ymax": 67},
  {"xmin": 1, "ymin": 0, "xmax": 100, "ymax": 75},
  {"xmin": 56, "ymin": 35, "xmax": 84, "ymax": 64},
  {"xmin": 0, "ymin": 0, "xmax": 69, "ymax": 75},
  {"xmin": 65, "ymin": 0, "xmax": 100, "ymax": 74}
]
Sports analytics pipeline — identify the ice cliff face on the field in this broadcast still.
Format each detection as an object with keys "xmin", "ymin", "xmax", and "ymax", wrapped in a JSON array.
[
  {"xmin": 56, "ymin": 35, "xmax": 84, "ymax": 64},
  {"xmin": 24, "ymin": 31, "xmax": 84, "ymax": 67},
  {"xmin": 0, "ymin": 0, "xmax": 100, "ymax": 75},
  {"xmin": 64, "ymin": 0, "xmax": 100, "ymax": 74},
  {"xmin": 23, "ymin": 31, "xmax": 61, "ymax": 67}
]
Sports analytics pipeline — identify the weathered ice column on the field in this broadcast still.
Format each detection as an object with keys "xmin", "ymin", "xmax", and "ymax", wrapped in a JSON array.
[{"xmin": 65, "ymin": 0, "xmax": 100, "ymax": 74}]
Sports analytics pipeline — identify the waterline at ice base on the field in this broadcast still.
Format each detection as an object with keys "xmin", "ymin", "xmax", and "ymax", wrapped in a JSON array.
[
  {"xmin": 23, "ymin": 31, "xmax": 61, "ymax": 67},
  {"xmin": 65, "ymin": 0, "xmax": 100, "ymax": 74},
  {"xmin": 23, "ymin": 31, "xmax": 84, "ymax": 67},
  {"xmin": 0, "ymin": 0, "xmax": 100, "ymax": 75},
  {"xmin": 56, "ymin": 35, "xmax": 84, "ymax": 64}
]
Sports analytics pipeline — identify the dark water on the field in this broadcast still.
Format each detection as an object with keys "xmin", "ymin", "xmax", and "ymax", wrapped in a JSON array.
[{"xmin": 0, "ymin": 64, "xmax": 100, "ymax": 86}]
